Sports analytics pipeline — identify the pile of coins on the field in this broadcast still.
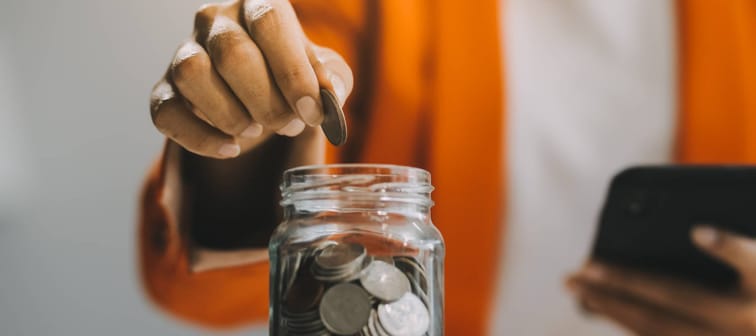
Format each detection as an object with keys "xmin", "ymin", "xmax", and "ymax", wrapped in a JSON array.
[{"xmin": 277, "ymin": 242, "xmax": 432, "ymax": 336}]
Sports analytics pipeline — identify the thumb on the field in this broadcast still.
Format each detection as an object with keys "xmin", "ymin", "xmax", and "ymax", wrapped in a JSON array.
[
  {"xmin": 691, "ymin": 225, "xmax": 756, "ymax": 291},
  {"xmin": 307, "ymin": 44, "xmax": 354, "ymax": 107}
]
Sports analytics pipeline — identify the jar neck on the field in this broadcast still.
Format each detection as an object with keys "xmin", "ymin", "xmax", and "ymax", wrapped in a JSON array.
[
  {"xmin": 283, "ymin": 198, "xmax": 431, "ymax": 221},
  {"xmin": 280, "ymin": 164, "xmax": 434, "ymax": 221}
]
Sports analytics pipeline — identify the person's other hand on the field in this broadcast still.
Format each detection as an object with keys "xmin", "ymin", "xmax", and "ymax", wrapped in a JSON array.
[
  {"xmin": 150, "ymin": 0, "xmax": 353, "ymax": 159},
  {"xmin": 567, "ymin": 226, "xmax": 756, "ymax": 335}
]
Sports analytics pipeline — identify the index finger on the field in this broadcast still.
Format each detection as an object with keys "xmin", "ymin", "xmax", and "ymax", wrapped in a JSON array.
[{"xmin": 243, "ymin": 0, "xmax": 323, "ymax": 127}]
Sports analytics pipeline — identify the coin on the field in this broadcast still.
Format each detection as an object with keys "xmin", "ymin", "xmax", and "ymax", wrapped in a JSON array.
[
  {"xmin": 363, "ymin": 309, "xmax": 387, "ymax": 336},
  {"xmin": 315, "ymin": 243, "xmax": 365, "ymax": 270},
  {"xmin": 276, "ymin": 244, "xmax": 436, "ymax": 335},
  {"xmin": 319, "ymin": 283, "xmax": 372, "ymax": 335},
  {"xmin": 320, "ymin": 88, "xmax": 347, "ymax": 146},
  {"xmin": 408, "ymin": 274, "xmax": 430, "ymax": 308},
  {"xmin": 377, "ymin": 292, "xmax": 430, "ymax": 336},
  {"xmin": 372, "ymin": 255, "xmax": 395, "ymax": 266},
  {"xmin": 394, "ymin": 257, "xmax": 428, "ymax": 294},
  {"xmin": 282, "ymin": 307, "xmax": 328, "ymax": 336},
  {"xmin": 313, "ymin": 242, "xmax": 367, "ymax": 282},
  {"xmin": 360, "ymin": 260, "xmax": 411, "ymax": 302}
]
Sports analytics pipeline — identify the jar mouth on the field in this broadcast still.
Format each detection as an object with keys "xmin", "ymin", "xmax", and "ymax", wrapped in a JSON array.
[
  {"xmin": 284, "ymin": 164, "xmax": 430, "ymax": 179},
  {"xmin": 280, "ymin": 164, "xmax": 434, "ymax": 207}
]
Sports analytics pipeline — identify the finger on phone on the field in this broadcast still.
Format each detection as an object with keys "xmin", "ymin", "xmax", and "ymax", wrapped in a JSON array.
[
  {"xmin": 202, "ymin": 16, "xmax": 299, "ymax": 136},
  {"xmin": 243, "ymin": 0, "xmax": 323, "ymax": 127},
  {"xmin": 151, "ymin": 79, "xmax": 240, "ymax": 159}
]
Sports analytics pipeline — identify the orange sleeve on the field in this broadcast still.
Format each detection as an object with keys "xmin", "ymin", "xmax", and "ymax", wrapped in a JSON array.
[
  {"xmin": 139, "ymin": 142, "xmax": 270, "ymax": 329},
  {"xmin": 138, "ymin": 2, "xmax": 366, "ymax": 330}
]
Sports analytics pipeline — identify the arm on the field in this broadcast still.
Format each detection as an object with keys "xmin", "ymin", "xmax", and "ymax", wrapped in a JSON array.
[{"xmin": 140, "ymin": 0, "xmax": 362, "ymax": 328}]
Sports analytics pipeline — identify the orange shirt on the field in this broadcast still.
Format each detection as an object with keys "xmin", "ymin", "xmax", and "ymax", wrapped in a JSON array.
[{"xmin": 139, "ymin": 0, "xmax": 756, "ymax": 334}]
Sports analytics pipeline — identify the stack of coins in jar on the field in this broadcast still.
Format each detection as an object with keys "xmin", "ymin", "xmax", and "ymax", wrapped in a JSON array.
[{"xmin": 270, "ymin": 164, "xmax": 444, "ymax": 336}]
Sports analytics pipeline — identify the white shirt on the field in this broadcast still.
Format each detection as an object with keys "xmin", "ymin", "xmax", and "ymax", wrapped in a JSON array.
[{"xmin": 493, "ymin": 0, "xmax": 677, "ymax": 334}]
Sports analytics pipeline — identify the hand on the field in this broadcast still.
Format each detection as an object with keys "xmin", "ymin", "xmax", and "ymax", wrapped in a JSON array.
[
  {"xmin": 567, "ymin": 226, "xmax": 756, "ymax": 336},
  {"xmin": 150, "ymin": 0, "xmax": 353, "ymax": 159}
]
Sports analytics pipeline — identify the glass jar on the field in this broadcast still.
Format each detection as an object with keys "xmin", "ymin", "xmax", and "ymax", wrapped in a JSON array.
[{"xmin": 269, "ymin": 164, "xmax": 445, "ymax": 336}]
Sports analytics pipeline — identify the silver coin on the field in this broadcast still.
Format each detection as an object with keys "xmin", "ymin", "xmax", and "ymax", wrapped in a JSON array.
[
  {"xmin": 312, "ymin": 261, "xmax": 364, "ymax": 283},
  {"xmin": 347, "ymin": 254, "xmax": 375, "ymax": 281},
  {"xmin": 360, "ymin": 260, "xmax": 411, "ymax": 302},
  {"xmin": 315, "ymin": 243, "xmax": 366, "ymax": 270},
  {"xmin": 377, "ymin": 292, "xmax": 430, "ymax": 336},
  {"xmin": 408, "ymin": 275, "xmax": 430, "ymax": 308},
  {"xmin": 283, "ymin": 308, "xmax": 320, "ymax": 317},
  {"xmin": 320, "ymin": 88, "xmax": 347, "ymax": 146},
  {"xmin": 313, "ymin": 243, "xmax": 367, "ymax": 282},
  {"xmin": 285, "ymin": 318, "xmax": 322, "ymax": 330},
  {"xmin": 283, "ymin": 309, "xmax": 328, "ymax": 336},
  {"xmin": 319, "ymin": 283, "xmax": 372, "ymax": 335},
  {"xmin": 394, "ymin": 257, "xmax": 428, "ymax": 294},
  {"xmin": 367, "ymin": 309, "xmax": 384, "ymax": 336},
  {"xmin": 372, "ymin": 255, "xmax": 395, "ymax": 266},
  {"xmin": 372, "ymin": 308, "xmax": 394, "ymax": 336},
  {"xmin": 359, "ymin": 310, "xmax": 373, "ymax": 336}
]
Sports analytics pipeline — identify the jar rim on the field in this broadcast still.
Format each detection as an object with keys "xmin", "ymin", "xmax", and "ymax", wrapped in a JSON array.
[
  {"xmin": 283, "ymin": 163, "xmax": 430, "ymax": 179},
  {"xmin": 280, "ymin": 164, "xmax": 433, "ymax": 207}
]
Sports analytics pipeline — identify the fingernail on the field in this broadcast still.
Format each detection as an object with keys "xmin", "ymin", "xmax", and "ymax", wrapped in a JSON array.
[
  {"xmin": 329, "ymin": 73, "xmax": 347, "ymax": 105},
  {"xmin": 241, "ymin": 123, "xmax": 263, "ymax": 138},
  {"xmin": 277, "ymin": 118, "xmax": 306, "ymax": 137},
  {"xmin": 296, "ymin": 96, "xmax": 322, "ymax": 126},
  {"xmin": 582, "ymin": 264, "xmax": 604, "ymax": 281},
  {"xmin": 693, "ymin": 226, "xmax": 720, "ymax": 247},
  {"xmin": 218, "ymin": 143, "xmax": 240, "ymax": 158}
]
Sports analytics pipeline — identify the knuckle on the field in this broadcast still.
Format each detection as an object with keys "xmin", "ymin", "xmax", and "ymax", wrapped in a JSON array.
[
  {"xmin": 244, "ymin": 0, "xmax": 275, "ymax": 23},
  {"xmin": 171, "ymin": 53, "xmax": 210, "ymax": 85},
  {"xmin": 150, "ymin": 103, "xmax": 173, "ymax": 133},
  {"xmin": 208, "ymin": 34, "xmax": 249, "ymax": 72},
  {"xmin": 150, "ymin": 103, "xmax": 161, "ymax": 125},
  {"xmin": 276, "ymin": 66, "xmax": 315, "ymax": 92},
  {"xmin": 150, "ymin": 80, "xmax": 175, "ymax": 117},
  {"xmin": 194, "ymin": 3, "xmax": 219, "ymax": 27}
]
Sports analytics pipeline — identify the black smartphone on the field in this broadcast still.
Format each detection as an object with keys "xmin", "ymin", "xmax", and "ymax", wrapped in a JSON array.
[{"xmin": 591, "ymin": 165, "xmax": 756, "ymax": 289}]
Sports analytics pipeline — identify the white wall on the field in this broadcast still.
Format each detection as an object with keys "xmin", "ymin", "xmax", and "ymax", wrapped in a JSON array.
[{"xmin": 0, "ymin": 1, "xmax": 265, "ymax": 334}]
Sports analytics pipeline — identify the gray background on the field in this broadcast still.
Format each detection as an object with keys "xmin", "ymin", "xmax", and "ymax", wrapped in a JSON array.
[{"xmin": 0, "ymin": 1, "xmax": 265, "ymax": 334}]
